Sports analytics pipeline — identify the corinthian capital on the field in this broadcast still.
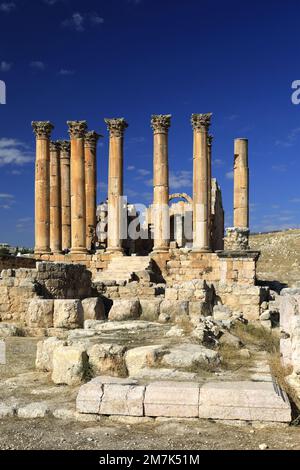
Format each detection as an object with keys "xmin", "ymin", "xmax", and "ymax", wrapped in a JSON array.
[
  {"xmin": 50, "ymin": 141, "xmax": 61, "ymax": 153},
  {"xmin": 85, "ymin": 131, "xmax": 103, "ymax": 148},
  {"xmin": 151, "ymin": 114, "xmax": 171, "ymax": 134},
  {"xmin": 191, "ymin": 113, "xmax": 212, "ymax": 132},
  {"xmin": 104, "ymin": 118, "xmax": 128, "ymax": 138},
  {"xmin": 32, "ymin": 121, "xmax": 54, "ymax": 139},
  {"xmin": 67, "ymin": 120, "xmax": 88, "ymax": 139},
  {"xmin": 57, "ymin": 140, "xmax": 71, "ymax": 154},
  {"xmin": 207, "ymin": 134, "xmax": 213, "ymax": 146}
]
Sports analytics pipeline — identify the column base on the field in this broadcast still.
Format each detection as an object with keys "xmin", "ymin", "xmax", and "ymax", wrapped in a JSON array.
[
  {"xmin": 152, "ymin": 246, "xmax": 170, "ymax": 254},
  {"xmin": 192, "ymin": 247, "xmax": 212, "ymax": 253},
  {"xmin": 70, "ymin": 247, "xmax": 88, "ymax": 254},
  {"xmin": 106, "ymin": 247, "xmax": 124, "ymax": 256},
  {"xmin": 34, "ymin": 248, "xmax": 51, "ymax": 255}
]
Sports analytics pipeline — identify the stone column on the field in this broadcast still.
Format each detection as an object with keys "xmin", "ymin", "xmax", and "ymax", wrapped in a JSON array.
[
  {"xmin": 85, "ymin": 131, "xmax": 101, "ymax": 251},
  {"xmin": 58, "ymin": 140, "xmax": 71, "ymax": 251},
  {"xmin": 234, "ymin": 138, "xmax": 249, "ymax": 228},
  {"xmin": 191, "ymin": 113, "xmax": 212, "ymax": 252},
  {"xmin": 207, "ymin": 134, "xmax": 213, "ymax": 250},
  {"xmin": 67, "ymin": 120, "xmax": 88, "ymax": 254},
  {"xmin": 105, "ymin": 118, "xmax": 128, "ymax": 254},
  {"xmin": 151, "ymin": 114, "xmax": 171, "ymax": 252},
  {"xmin": 32, "ymin": 121, "xmax": 54, "ymax": 255},
  {"xmin": 49, "ymin": 141, "xmax": 62, "ymax": 254}
]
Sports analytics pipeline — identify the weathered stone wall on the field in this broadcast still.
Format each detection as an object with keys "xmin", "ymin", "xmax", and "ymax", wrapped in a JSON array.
[
  {"xmin": 0, "ymin": 268, "xmax": 39, "ymax": 322},
  {"xmin": 35, "ymin": 262, "xmax": 92, "ymax": 299},
  {"xmin": 280, "ymin": 288, "xmax": 300, "ymax": 371},
  {"xmin": 0, "ymin": 256, "xmax": 36, "ymax": 271}
]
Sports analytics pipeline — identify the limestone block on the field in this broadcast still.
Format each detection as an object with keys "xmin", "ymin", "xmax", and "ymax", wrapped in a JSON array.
[
  {"xmin": 164, "ymin": 288, "xmax": 178, "ymax": 301},
  {"xmin": 51, "ymin": 345, "xmax": 88, "ymax": 385},
  {"xmin": 53, "ymin": 299, "xmax": 84, "ymax": 329},
  {"xmin": 125, "ymin": 345, "xmax": 165, "ymax": 376},
  {"xmin": 291, "ymin": 316, "xmax": 300, "ymax": 374},
  {"xmin": 81, "ymin": 297, "xmax": 106, "ymax": 321},
  {"xmin": 162, "ymin": 343, "xmax": 220, "ymax": 369},
  {"xmin": 213, "ymin": 304, "xmax": 232, "ymax": 321},
  {"xmin": 199, "ymin": 381, "xmax": 291, "ymax": 422},
  {"xmin": 76, "ymin": 376, "xmax": 138, "ymax": 414},
  {"xmin": 26, "ymin": 299, "xmax": 54, "ymax": 328},
  {"xmin": 280, "ymin": 294, "xmax": 300, "ymax": 334},
  {"xmin": 0, "ymin": 403, "xmax": 16, "ymax": 418},
  {"xmin": 144, "ymin": 381, "xmax": 200, "ymax": 418},
  {"xmin": 88, "ymin": 343, "xmax": 127, "ymax": 377},
  {"xmin": 139, "ymin": 299, "xmax": 161, "ymax": 321},
  {"xmin": 0, "ymin": 323, "xmax": 20, "ymax": 337},
  {"xmin": 178, "ymin": 290, "xmax": 194, "ymax": 301},
  {"xmin": 219, "ymin": 331, "xmax": 242, "ymax": 348},
  {"xmin": 108, "ymin": 300, "xmax": 141, "ymax": 321},
  {"xmin": 35, "ymin": 337, "xmax": 65, "ymax": 371},
  {"xmin": 100, "ymin": 384, "xmax": 145, "ymax": 416},
  {"xmin": 188, "ymin": 301, "xmax": 210, "ymax": 323},
  {"xmin": 18, "ymin": 402, "xmax": 50, "ymax": 419},
  {"xmin": 159, "ymin": 300, "xmax": 189, "ymax": 323},
  {"xmin": 280, "ymin": 338, "xmax": 292, "ymax": 367}
]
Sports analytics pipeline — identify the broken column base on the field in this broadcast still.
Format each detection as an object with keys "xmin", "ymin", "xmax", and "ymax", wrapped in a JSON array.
[{"xmin": 224, "ymin": 227, "xmax": 250, "ymax": 251}]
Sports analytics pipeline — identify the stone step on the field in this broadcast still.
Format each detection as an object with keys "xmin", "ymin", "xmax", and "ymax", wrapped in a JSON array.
[{"xmin": 76, "ymin": 377, "xmax": 291, "ymax": 423}]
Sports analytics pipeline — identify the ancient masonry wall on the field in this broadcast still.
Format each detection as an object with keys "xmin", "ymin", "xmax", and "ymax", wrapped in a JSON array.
[
  {"xmin": 0, "ymin": 263, "xmax": 92, "ymax": 322},
  {"xmin": 0, "ymin": 256, "xmax": 36, "ymax": 271}
]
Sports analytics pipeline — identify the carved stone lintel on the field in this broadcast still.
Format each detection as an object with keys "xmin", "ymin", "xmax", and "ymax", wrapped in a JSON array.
[
  {"xmin": 207, "ymin": 134, "xmax": 213, "ymax": 146},
  {"xmin": 151, "ymin": 114, "xmax": 172, "ymax": 134},
  {"xmin": 57, "ymin": 140, "xmax": 71, "ymax": 154},
  {"xmin": 104, "ymin": 118, "xmax": 128, "ymax": 138},
  {"xmin": 32, "ymin": 121, "xmax": 54, "ymax": 139},
  {"xmin": 67, "ymin": 120, "xmax": 88, "ymax": 139},
  {"xmin": 224, "ymin": 227, "xmax": 250, "ymax": 251},
  {"xmin": 85, "ymin": 131, "xmax": 102, "ymax": 148},
  {"xmin": 50, "ymin": 141, "xmax": 61, "ymax": 153},
  {"xmin": 191, "ymin": 113, "xmax": 212, "ymax": 132}
]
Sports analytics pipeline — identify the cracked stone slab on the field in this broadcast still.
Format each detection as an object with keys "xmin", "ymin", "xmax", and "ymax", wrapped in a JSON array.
[
  {"xmin": 198, "ymin": 381, "xmax": 291, "ymax": 422},
  {"xmin": 100, "ymin": 384, "xmax": 145, "ymax": 416},
  {"xmin": 144, "ymin": 381, "xmax": 200, "ymax": 418}
]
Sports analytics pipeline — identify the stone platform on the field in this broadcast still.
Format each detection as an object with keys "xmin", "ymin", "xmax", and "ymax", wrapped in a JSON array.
[{"xmin": 76, "ymin": 376, "xmax": 291, "ymax": 423}]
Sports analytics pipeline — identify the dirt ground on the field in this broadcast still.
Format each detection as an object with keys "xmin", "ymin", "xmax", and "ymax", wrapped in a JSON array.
[{"xmin": 0, "ymin": 415, "xmax": 299, "ymax": 450}]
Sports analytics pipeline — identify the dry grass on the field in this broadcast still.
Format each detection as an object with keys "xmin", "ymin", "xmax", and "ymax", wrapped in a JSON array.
[
  {"xmin": 218, "ymin": 343, "xmax": 254, "ymax": 371},
  {"xmin": 232, "ymin": 322, "xmax": 279, "ymax": 354}
]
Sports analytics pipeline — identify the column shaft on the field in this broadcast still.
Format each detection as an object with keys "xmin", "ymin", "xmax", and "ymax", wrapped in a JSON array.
[
  {"xmin": 50, "ymin": 141, "xmax": 62, "ymax": 253},
  {"xmin": 191, "ymin": 113, "xmax": 212, "ymax": 251},
  {"xmin": 234, "ymin": 138, "xmax": 249, "ymax": 228},
  {"xmin": 85, "ymin": 131, "xmax": 101, "ymax": 251},
  {"xmin": 67, "ymin": 121, "xmax": 88, "ymax": 254},
  {"xmin": 59, "ymin": 141, "xmax": 71, "ymax": 251},
  {"xmin": 207, "ymin": 135, "xmax": 213, "ymax": 249},
  {"xmin": 105, "ymin": 118, "xmax": 128, "ymax": 254},
  {"xmin": 151, "ymin": 114, "xmax": 171, "ymax": 252},
  {"xmin": 32, "ymin": 121, "xmax": 53, "ymax": 254}
]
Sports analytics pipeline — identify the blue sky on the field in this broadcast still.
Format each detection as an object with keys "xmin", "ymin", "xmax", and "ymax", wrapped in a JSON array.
[{"xmin": 0, "ymin": 0, "xmax": 300, "ymax": 247}]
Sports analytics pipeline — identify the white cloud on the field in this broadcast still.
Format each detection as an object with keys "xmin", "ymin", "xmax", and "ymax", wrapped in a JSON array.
[
  {"xmin": 137, "ymin": 169, "xmax": 150, "ymax": 176},
  {"xmin": 127, "ymin": 165, "xmax": 135, "ymax": 171},
  {"xmin": 290, "ymin": 198, "xmax": 300, "ymax": 203},
  {"xmin": 58, "ymin": 69, "xmax": 75, "ymax": 76},
  {"xmin": 169, "ymin": 170, "xmax": 192, "ymax": 190},
  {"xmin": 16, "ymin": 217, "xmax": 33, "ymax": 232},
  {"xmin": 0, "ymin": 192, "xmax": 14, "ymax": 210},
  {"xmin": 272, "ymin": 164, "xmax": 287, "ymax": 172},
  {"xmin": 226, "ymin": 170, "xmax": 234, "ymax": 179},
  {"xmin": 0, "ymin": 138, "xmax": 33, "ymax": 166},
  {"xmin": 30, "ymin": 61, "xmax": 45, "ymax": 71},
  {"xmin": 0, "ymin": 61, "xmax": 12, "ymax": 72},
  {"xmin": 0, "ymin": 2, "xmax": 15, "ymax": 12},
  {"xmin": 62, "ymin": 12, "xmax": 104, "ymax": 32},
  {"xmin": 275, "ymin": 127, "xmax": 300, "ymax": 147},
  {"xmin": 212, "ymin": 158, "xmax": 224, "ymax": 168}
]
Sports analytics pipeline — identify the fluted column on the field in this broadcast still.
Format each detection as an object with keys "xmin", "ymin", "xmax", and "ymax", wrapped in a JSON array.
[
  {"xmin": 234, "ymin": 138, "xmax": 249, "ymax": 228},
  {"xmin": 49, "ymin": 141, "xmax": 62, "ymax": 254},
  {"xmin": 67, "ymin": 120, "xmax": 88, "ymax": 254},
  {"xmin": 191, "ymin": 113, "xmax": 212, "ymax": 252},
  {"xmin": 207, "ymin": 134, "xmax": 213, "ymax": 250},
  {"xmin": 105, "ymin": 118, "xmax": 128, "ymax": 254},
  {"xmin": 85, "ymin": 131, "xmax": 101, "ymax": 251},
  {"xmin": 151, "ymin": 115, "xmax": 171, "ymax": 252},
  {"xmin": 58, "ymin": 140, "xmax": 71, "ymax": 251},
  {"xmin": 32, "ymin": 121, "xmax": 54, "ymax": 255}
]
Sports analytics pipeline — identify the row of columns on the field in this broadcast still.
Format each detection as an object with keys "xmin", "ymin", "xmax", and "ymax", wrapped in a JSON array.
[
  {"xmin": 33, "ymin": 116, "xmax": 249, "ymax": 256},
  {"xmin": 32, "ymin": 121, "xmax": 100, "ymax": 255}
]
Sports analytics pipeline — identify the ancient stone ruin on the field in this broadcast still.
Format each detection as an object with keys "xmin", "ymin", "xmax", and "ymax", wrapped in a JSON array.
[{"xmin": 0, "ymin": 114, "xmax": 296, "ymax": 426}]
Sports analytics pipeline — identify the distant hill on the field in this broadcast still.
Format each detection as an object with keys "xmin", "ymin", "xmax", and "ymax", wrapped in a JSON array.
[{"xmin": 250, "ymin": 229, "xmax": 300, "ymax": 287}]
